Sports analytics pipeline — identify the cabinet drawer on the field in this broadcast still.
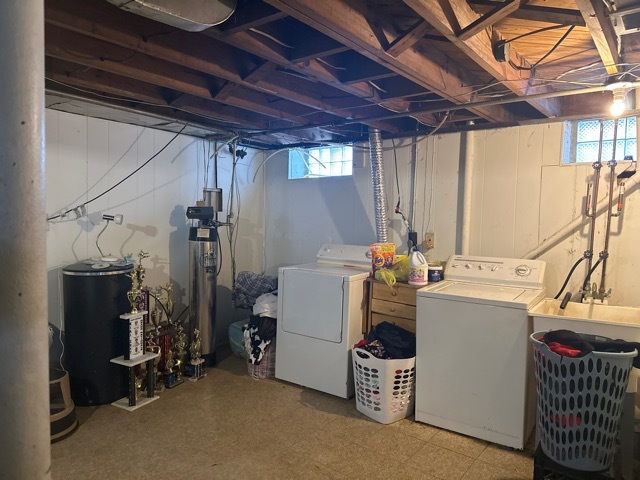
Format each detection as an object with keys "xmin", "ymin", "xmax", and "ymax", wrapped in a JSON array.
[
  {"xmin": 371, "ymin": 313, "xmax": 416, "ymax": 334},
  {"xmin": 371, "ymin": 281, "xmax": 417, "ymax": 306},
  {"xmin": 371, "ymin": 298, "xmax": 416, "ymax": 320}
]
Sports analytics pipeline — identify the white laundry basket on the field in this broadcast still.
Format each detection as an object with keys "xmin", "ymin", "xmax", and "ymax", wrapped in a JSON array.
[{"xmin": 352, "ymin": 348, "xmax": 416, "ymax": 424}]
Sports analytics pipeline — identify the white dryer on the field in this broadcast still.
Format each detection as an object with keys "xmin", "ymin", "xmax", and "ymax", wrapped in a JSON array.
[
  {"xmin": 275, "ymin": 244, "xmax": 370, "ymax": 398},
  {"xmin": 415, "ymin": 255, "xmax": 546, "ymax": 449}
]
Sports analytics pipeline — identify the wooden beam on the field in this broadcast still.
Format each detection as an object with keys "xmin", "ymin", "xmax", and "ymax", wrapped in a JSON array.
[
  {"xmin": 469, "ymin": 0, "xmax": 585, "ymax": 27},
  {"xmin": 458, "ymin": 0, "xmax": 523, "ymax": 41},
  {"xmin": 404, "ymin": 0, "xmax": 561, "ymax": 117},
  {"xmin": 386, "ymin": 20, "xmax": 431, "ymax": 56},
  {"xmin": 289, "ymin": 35, "xmax": 350, "ymax": 62},
  {"xmin": 45, "ymin": 0, "xmax": 404, "ymax": 133},
  {"xmin": 45, "ymin": 58, "xmax": 271, "ymax": 129},
  {"xmin": 575, "ymin": 0, "xmax": 620, "ymax": 74},
  {"xmin": 45, "ymin": 26, "xmax": 318, "ymax": 126},
  {"xmin": 265, "ymin": 0, "xmax": 517, "ymax": 124},
  {"xmin": 217, "ymin": 2, "xmax": 287, "ymax": 36}
]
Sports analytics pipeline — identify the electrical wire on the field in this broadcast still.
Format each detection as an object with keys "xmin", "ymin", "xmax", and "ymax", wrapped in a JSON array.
[
  {"xmin": 554, "ymin": 256, "xmax": 586, "ymax": 299},
  {"xmin": 47, "ymin": 124, "xmax": 188, "ymax": 221},
  {"xmin": 502, "ymin": 24, "xmax": 570, "ymax": 44},
  {"xmin": 509, "ymin": 26, "xmax": 576, "ymax": 71}
]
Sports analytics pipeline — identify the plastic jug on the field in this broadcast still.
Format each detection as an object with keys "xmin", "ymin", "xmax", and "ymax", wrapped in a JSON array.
[{"xmin": 408, "ymin": 250, "xmax": 428, "ymax": 286}]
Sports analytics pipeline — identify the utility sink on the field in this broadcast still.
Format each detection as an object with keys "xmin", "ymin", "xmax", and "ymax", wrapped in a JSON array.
[{"xmin": 530, "ymin": 298, "xmax": 640, "ymax": 338}]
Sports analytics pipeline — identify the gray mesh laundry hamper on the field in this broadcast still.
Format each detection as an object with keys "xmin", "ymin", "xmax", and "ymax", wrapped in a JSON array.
[{"xmin": 530, "ymin": 332, "xmax": 636, "ymax": 472}]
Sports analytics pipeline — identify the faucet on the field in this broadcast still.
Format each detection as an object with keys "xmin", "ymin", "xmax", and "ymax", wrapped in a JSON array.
[
  {"xmin": 580, "ymin": 282, "xmax": 612, "ymax": 302},
  {"xmin": 560, "ymin": 292, "xmax": 572, "ymax": 310}
]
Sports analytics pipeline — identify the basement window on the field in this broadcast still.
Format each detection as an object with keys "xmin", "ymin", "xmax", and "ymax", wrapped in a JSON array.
[
  {"xmin": 564, "ymin": 116, "xmax": 637, "ymax": 163},
  {"xmin": 288, "ymin": 145, "xmax": 353, "ymax": 179}
]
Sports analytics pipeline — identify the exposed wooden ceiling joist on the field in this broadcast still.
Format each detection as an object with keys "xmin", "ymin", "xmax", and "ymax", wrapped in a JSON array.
[
  {"xmin": 404, "ymin": 0, "xmax": 561, "ymax": 117},
  {"xmin": 385, "ymin": 20, "xmax": 431, "ymax": 57},
  {"xmin": 45, "ymin": 0, "xmax": 406, "ymax": 135},
  {"xmin": 264, "ymin": 0, "xmax": 518, "ymax": 124},
  {"xmin": 469, "ymin": 0, "xmax": 585, "ymax": 27},
  {"xmin": 575, "ymin": 0, "xmax": 621, "ymax": 74},
  {"xmin": 216, "ymin": 2, "xmax": 287, "ymax": 36},
  {"xmin": 458, "ymin": 0, "xmax": 524, "ymax": 41}
]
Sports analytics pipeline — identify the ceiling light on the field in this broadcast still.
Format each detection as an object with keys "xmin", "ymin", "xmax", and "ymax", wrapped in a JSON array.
[{"xmin": 610, "ymin": 88, "xmax": 628, "ymax": 117}]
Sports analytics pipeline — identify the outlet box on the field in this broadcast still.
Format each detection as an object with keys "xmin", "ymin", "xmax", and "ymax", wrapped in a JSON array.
[{"xmin": 423, "ymin": 232, "xmax": 435, "ymax": 250}]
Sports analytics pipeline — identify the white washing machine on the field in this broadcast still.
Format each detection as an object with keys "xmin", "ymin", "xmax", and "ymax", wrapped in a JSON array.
[
  {"xmin": 415, "ymin": 255, "xmax": 546, "ymax": 449},
  {"xmin": 275, "ymin": 244, "xmax": 370, "ymax": 398}
]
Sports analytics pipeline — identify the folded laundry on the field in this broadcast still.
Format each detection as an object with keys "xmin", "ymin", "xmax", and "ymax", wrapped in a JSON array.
[
  {"xmin": 543, "ymin": 329, "xmax": 640, "ymax": 368},
  {"xmin": 242, "ymin": 315, "xmax": 276, "ymax": 365}
]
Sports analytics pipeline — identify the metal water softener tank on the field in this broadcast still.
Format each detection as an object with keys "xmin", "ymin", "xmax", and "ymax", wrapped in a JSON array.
[{"xmin": 187, "ymin": 188, "xmax": 222, "ymax": 365}]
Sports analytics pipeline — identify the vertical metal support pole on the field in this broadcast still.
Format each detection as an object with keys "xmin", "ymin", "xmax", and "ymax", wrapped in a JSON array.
[
  {"xmin": 146, "ymin": 359, "xmax": 155, "ymax": 398},
  {"xmin": 128, "ymin": 368, "xmax": 136, "ymax": 407},
  {"xmin": 0, "ymin": 1, "xmax": 50, "ymax": 478}
]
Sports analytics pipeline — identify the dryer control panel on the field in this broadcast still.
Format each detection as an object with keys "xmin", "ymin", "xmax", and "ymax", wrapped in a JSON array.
[{"xmin": 445, "ymin": 255, "xmax": 545, "ymax": 289}]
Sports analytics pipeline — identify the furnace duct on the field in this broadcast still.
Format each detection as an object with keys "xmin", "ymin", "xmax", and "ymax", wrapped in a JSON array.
[{"xmin": 368, "ymin": 128, "xmax": 389, "ymax": 242}]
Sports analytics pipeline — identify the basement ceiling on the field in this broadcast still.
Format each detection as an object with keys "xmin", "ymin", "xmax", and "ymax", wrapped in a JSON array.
[{"xmin": 44, "ymin": 0, "xmax": 640, "ymax": 147}]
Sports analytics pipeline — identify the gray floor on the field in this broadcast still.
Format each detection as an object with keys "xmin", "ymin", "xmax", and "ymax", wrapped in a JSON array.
[{"xmin": 52, "ymin": 353, "xmax": 534, "ymax": 479}]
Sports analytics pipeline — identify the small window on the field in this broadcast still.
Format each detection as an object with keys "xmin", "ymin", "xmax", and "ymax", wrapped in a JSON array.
[
  {"xmin": 565, "ymin": 116, "xmax": 637, "ymax": 163},
  {"xmin": 288, "ymin": 145, "xmax": 353, "ymax": 179}
]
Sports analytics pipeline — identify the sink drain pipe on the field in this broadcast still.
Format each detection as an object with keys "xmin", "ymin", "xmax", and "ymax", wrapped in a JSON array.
[{"xmin": 369, "ymin": 128, "xmax": 389, "ymax": 242}]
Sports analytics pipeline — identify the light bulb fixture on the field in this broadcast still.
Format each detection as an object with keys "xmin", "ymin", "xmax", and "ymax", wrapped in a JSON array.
[
  {"xmin": 610, "ymin": 88, "xmax": 628, "ymax": 117},
  {"xmin": 605, "ymin": 76, "xmax": 633, "ymax": 117}
]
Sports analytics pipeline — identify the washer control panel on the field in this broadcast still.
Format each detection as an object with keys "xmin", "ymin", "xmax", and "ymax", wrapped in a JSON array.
[{"xmin": 446, "ymin": 255, "xmax": 545, "ymax": 288}]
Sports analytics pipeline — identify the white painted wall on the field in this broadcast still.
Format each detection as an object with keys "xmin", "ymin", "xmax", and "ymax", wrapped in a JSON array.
[
  {"xmin": 263, "ymin": 120, "xmax": 640, "ymax": 308},
  {"xmin": 264, "ymin": 134, "xmax": 463, "ymax": 272},
  {"xmin": 45, "ymin": 110, "xmax": 265, "ymax": 342},
  {"xmin": 467, "ymin": 121, "xmax": 640, "ymax": 307}
]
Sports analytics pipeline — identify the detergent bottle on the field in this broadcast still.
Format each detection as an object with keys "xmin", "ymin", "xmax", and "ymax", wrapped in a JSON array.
[{"xmin": 408, "ymin": 249, "xmax": 428, "ymax": 286}]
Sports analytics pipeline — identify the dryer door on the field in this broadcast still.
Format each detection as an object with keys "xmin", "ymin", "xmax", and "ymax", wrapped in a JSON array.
[{"xmin": 281, "ymin": 269, "xmax": 344, "ymax": 343}]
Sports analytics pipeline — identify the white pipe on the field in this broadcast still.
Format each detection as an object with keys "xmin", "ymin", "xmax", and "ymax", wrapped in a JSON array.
[
  {"xmin": 0, "ymin": 0, "xmax": 50, "ymax": 478},
  {"xmin": 460, "ymin": 132, "xmax": 476, "ymax": 255}
]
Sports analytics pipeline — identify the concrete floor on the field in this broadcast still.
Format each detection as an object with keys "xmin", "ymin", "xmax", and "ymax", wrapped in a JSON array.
[{"xmin": 52, "ymin": 353, "xmax": 534, "ymax": 480}]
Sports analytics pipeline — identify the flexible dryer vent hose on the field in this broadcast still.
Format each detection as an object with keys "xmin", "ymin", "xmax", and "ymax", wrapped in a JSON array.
[{"xmin": 369, "ymin": 128, "xmax": 389, "ymax": 243}]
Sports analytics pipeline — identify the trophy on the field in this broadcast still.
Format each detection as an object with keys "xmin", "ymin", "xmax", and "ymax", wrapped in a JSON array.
[
  {"xmin": 187, "ymin": 329, "xmax": 206, "ymax": 381},
  {"xmin": 121, "ymin": 250, "xmax": 149, "ymax": 360},
  {"xmin": 172, "ymin": 322, "xmax": 187, "ymax": 381},
  {"xmin": 163, "ymin": 349, "xmax": 182, "ymax": 389}
]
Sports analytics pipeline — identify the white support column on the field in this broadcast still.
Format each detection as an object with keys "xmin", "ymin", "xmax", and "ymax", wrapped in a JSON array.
[{"xmin": 0, "ymin": 1, "xmax": 50, "ymax": 479}]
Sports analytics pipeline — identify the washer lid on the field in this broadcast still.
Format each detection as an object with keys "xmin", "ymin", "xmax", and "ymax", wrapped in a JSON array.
[{"xmin": 418, "ymin": 281, "xmax": 544, "ymax": 309}]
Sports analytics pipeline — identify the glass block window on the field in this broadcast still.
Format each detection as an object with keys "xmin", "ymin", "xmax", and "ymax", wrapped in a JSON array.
[
  {"xmin": 288, "ymin": 145, "xmax": 353, "ymax": 179},
  {"xmin": 573, "ymin": 116, "xmax": 637, "ymax": 163}
]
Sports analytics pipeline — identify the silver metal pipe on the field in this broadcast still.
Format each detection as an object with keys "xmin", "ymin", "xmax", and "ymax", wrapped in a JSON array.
[
  {"xmin": 368, "ymin": 128, "xmax": 389, "ymax": 242},
  {"xmin": 599, "ymin": 123, "xmax": 619, "ymax": 296},
  {"xmin": 0, "ymin": 0, "xmax": 50, "ymax": 478},
  {"xmin": 586, "ymin": 122, "xmax": 604, "ymax": 276}
]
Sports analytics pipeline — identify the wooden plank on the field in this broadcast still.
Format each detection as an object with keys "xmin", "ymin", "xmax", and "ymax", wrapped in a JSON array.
[
  {"xmin": 575, "ymin": 0, "xmax": 620, "ymax": 74},
  {"xmin": 469, "ymin": 0, "xmax": 585, "ymax": 27},
  {"xmin": 404, "ymin": 0, "xmax": 561, "ymax": 118},
  {"xmin": 265, "ymin": 0, "xmax": 518, "ymax": 124},
  {"xmin": 386, "ymin": 20, "xmax": 431, "ymax": 56},
  {"xmin": 289, "ymin": 35, "xmax": 350, "ymax": 62},
  {"xmin": 458, "ymin": 0, "xmax": 524, "ymax": 41}
]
